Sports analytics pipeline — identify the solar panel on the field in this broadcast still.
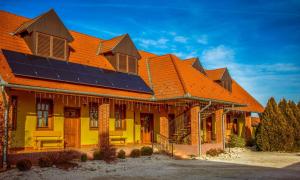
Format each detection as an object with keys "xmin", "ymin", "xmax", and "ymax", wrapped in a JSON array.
[{"xmin": 3, "ymin": 49, "xmax": 153, "ymax": 94}]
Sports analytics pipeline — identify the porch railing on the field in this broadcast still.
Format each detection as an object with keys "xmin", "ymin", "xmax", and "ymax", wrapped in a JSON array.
[{"xmin": 152, "ymin": 131, "xmax": 174, "ymax": 156}]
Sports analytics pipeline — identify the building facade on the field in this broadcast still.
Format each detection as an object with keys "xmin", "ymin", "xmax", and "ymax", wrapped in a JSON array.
[{"xmin": 0, "ymin": 9, "xmax": 264, "ymax": 165}]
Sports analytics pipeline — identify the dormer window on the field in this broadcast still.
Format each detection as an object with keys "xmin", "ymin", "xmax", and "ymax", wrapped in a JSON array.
[
  {"xmin": 36, "ymin": 32, "xmax": 67, "ymax": 60},
  {"xmin": 13, "ymin": 9, "xmax": 73, "ymax": 61},
  {"xmin": 97, "ymin": 34, "xmax": 141, "ymax": 75}
]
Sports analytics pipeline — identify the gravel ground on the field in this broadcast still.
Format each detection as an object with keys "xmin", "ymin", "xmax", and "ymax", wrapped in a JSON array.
[{"xmin": 1, "ymin": 149, "xmax": 300, "ymax": 180}]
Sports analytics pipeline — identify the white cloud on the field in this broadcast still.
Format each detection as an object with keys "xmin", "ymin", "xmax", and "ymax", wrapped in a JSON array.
[
  {"xmin": 197, "ymin": 35, "xmax": 208, "ymax": 45},
  {"xmin": 201, "ymin": 45, "xmax": 300, "ymax": 105},
  {"xmin": 136, "ymin": 37, "xmax": 169, "ymax": 48},
  {"xmin": 174, "ymin": 36, "xmax": 188, "ymax": 43},
  {"xmin": 173, "ymin": 51, "xmax": 197, "ymax": 59}
]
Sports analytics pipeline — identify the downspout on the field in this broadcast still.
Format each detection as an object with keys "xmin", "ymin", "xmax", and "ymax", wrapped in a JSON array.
[
  {"xmin": 198, "ymin": 101, "xmax": 212, "ymax": 158},
  {"xmin": 1, "ymin": 85, "xmax": 9, "ymax": 168},
  {"xmin": 222, "ymin": 105, "xmax": 234, "ymax": 150}
]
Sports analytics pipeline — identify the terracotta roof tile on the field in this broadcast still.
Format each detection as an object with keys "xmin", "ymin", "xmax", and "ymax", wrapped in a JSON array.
[
  {"xmin": 205, "ymin": 68, "xmax": 227, "ymax": 81},
  {"xmin": 98, "ymin": 34, "xmax": 126, "ymax": 54}
]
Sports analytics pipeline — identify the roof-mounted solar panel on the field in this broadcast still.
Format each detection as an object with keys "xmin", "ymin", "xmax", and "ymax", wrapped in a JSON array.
[{"xmin": 3, "ymin": 49, "xmax": 153, "ymax": 94}]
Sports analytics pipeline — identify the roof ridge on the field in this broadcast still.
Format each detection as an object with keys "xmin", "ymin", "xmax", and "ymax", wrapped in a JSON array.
[
  {"xmin": 169, "ymin": 54, "xmax": 189, "ymax": 95},
  {"xmin": 145, "ymin": 58, "xmax": 155, "ymax": 99}
]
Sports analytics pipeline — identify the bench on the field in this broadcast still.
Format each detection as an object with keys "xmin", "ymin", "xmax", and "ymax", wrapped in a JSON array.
[
  {"xmin": 32, "ymin": 131, "xmax": 64, "ymax": 150},
  {"xmin": 109, "ymin": 131, "xmax": 126, "ymax": 144}
]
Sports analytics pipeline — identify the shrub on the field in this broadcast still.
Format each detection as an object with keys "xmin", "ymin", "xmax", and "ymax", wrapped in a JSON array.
[
  {"xmin": 117, "ymin": 149, "xmax": 126, "ymax": 159},
  {"xmin": 245, "ymin": 138, "xmax": 256, "ymax": 147},
  {"xmin": 16, "ymin": 159, "xmax": 32, "ymax": 171},
  {"xmin": 141, "ymin": 146, "xmax": 153, "ymax": 156},
  {"xmin": 93, "ymin": 150, "xmax": 103, "ymax": 160},
  {"xmin": 81, "ymin": 154, "xmax": 88, "ymax": 162},
  {"xmin": 206, "ymin": 148, "xmax": 224, "ymax": 157},
  {"xmin": 38, "ymin": 157, "xmax": 53, "ymax": 168},
  {"xmin": 94, "ymin": 144, "xmax": 116, "ymax": 163},
  {"xmin": 46, "ymin": 150, "xmax": 80, "ymax": 164},
  {"xmin": 130, "ymin": 149, "xmax": 141, "ymax": 158},
  {"xmin": 228, "ymin": 134, "xmax": 245, "ymax": 148}
]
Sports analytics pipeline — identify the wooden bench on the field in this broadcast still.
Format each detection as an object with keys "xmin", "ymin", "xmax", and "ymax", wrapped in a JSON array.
[
  {"xmin": 109, "ymin": 131, "xmax": 126, "ymax": 144},
  {"xmin": 32, "ymin": 131, "xmax": 64, "ymax": 150}
]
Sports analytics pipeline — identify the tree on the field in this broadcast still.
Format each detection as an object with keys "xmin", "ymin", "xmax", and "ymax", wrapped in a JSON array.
[
  {"xmin": 256, "ymin": 97, "xmax": 293, "ymax": 151},
  {"xmin": 278, "ymin": 99, "xmax": 298, "ymax": 150},
  {"xmin": 298, "ymin": 102, "xmax": 300, "ymax": 110},
  {"xmin": 288, "ymin": 100, "xmax": 300, "ymax": 149}
]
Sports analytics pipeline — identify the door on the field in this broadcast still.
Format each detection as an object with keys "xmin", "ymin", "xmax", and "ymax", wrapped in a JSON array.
[
  {"xmin": 206, "ymin": 116, "xmax": 213, "ymax": 143},
  {"xmin": 64, "ymin": 107, "xmax": 80, "ymax": 148},
  {"xmin": 140, "ymin": 113, "xmax": 154, "ymax": 144}
]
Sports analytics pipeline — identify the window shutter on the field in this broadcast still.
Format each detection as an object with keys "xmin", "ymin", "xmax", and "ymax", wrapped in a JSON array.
[
  {"xmin": 37, "ymin": 33, "xmax": 50, "ymax": 57},
  {"xmin": 118, "ymin": 54, "xmax": 127, "ymax": 72},
  {"xmin": 128, "ymin": 56, "xmax": 137, "ymax": 74},
  {"xmin": 52, "ymin": 37, "xmax": 66, "ymax": 59},
  {"xmin": 105, "ymin": 54, "xmax": 118, "ymax": 70}
]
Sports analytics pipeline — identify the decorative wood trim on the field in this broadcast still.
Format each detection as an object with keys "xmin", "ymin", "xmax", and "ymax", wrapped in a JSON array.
[{"xmin": 116, "ymin": 53, "xmax": 119, "ymax": 71}]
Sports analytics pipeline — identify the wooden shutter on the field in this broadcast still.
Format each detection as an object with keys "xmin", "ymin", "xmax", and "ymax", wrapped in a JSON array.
[
  {"xmin": 36, "ymin": 33, "xmax": 50, "ymax": 56},
  {"xmin": 52, "ymin": 37, "xmax": 66, "ymax": 59},
  {"xmin": 128, "ymin": 56, "xmax": 137, "ymax": 74},
  {"xmin": 105, "ymin": 54, "xmax": 118, "ymax": 70},
  {"xmin": 118, "ymin": 54, "xmax": 127, "ymax": 72}
]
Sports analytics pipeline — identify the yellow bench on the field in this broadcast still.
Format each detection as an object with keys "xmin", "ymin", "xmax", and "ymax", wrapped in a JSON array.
[
  {"xmin": 109, "ymin": 131, "xmax": 126, "ymax": 144},
  {"xmin": 32, "ymin": 131, "xmax": 64, "ymax": 150}
]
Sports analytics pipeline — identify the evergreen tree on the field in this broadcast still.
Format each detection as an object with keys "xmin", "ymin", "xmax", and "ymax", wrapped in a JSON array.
[
  {"xmin": 256, "ymin": 97, "xmax": 293, "ymax": 151},
  {"xmin": 278, "ymin": 99, "xmax": 296, "ymax": 150},
  {"xmin": 288, "ymin": 100, "xmax": 300, "ymax": 149}
]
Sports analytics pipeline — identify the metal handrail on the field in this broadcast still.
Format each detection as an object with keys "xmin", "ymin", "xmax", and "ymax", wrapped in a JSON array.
[{"xmin": 152, "ymin": 130, "xmax": 174, "ymax": 156}]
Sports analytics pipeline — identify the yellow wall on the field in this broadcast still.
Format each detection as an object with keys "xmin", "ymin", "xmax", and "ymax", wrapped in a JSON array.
[{"xmin": 10, "ymin": 91, "xmax": 98, "ymax": 148}]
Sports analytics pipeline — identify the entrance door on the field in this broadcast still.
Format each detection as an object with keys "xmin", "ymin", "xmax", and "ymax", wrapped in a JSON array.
[
  {"xmin": 64, "ymin": 107, "xmax": 80, "ymax": 148},
  {"xmin": 140, "ymin": 113, "xmax": 154, "ymax": 144},
  {"xmin": 206, "ymin": 116, "xmax": 213, "ymax": 143}
]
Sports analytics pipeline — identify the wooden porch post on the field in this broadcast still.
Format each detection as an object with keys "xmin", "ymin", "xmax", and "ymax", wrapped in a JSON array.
[
  {"xmin": 215, "ymin": 109, "xmax": 223, "ymax": 143},
  {"xmin": 98, "ymin": 100, "xmax": 110, "ymax": 148}
]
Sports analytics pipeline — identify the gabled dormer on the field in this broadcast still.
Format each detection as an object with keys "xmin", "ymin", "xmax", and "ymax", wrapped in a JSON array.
[
  {"xmin": 184, "ymin": 57, "xmax": 207, "ymax": 75},
  {"xmin": 13, "ymin": 9, "xmax": 73, "ymax": 60},
  {"xmin": 205, "ymin": 68, "xmax": 232, "ymax": 92},
  {"xmin": 97, "ymin": 34, "xmax": 141, "ymax": 74}
]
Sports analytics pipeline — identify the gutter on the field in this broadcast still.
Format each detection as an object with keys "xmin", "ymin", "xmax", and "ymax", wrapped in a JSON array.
[
  {"xmin": 0, "ymin": 82, "xmax": 246, "ymax": 107},
  {"xmin": 198, "ymin": 101, "xmax": 212, "ymax": 157}
]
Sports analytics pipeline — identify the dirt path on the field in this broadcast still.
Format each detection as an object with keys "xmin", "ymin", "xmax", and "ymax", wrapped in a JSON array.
[{"xmin": 1, "ymin": 151, "xmax": 300, "ymax": 180}]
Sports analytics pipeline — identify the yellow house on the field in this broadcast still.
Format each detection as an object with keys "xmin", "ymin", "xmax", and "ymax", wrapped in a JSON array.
[{"xmin": 0, "ymin": 10, "xmax": 264, "ymax": 166}]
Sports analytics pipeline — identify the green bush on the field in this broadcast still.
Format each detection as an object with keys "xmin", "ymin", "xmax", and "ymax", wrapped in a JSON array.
[
  {"xmin": 206, "ymin": 148, "xmax": 224, "ymax": 157},
  {"xmin": 117, "ymin": 149, "xmax": 126, "ymax": 159},
  {"xmin": 130, "ymin": 149, "xmax": 141, "ymax": 158},
  {"xmin": 38, "ymin": 157, "xmax": 53, "ymax": 168},
  {"xmin": 16, "ymin": 159, "xmax": 32, "ymax": 171},
  {"xmin": 228, "ymin": 134, "xmax": 245, "ymax": 148},
  {"xmin": 141, "ymin": 146, "xmax": 153, "ymax": 156},
  {"xmin": 81, "ymin": 154, "xmax": 88, "ymax": 162},
  {"xmin": 245, "ymin": 138, "xmax": 256, "ymax": 147}
]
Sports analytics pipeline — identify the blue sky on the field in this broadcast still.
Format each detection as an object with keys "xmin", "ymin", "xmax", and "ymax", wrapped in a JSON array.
[{"xmin": 1, "ymin": 0, "xmax": 300, "ymax": 106}]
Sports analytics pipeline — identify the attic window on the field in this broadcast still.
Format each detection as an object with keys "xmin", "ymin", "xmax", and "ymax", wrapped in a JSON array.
[
  {"xmin": 128, "ymin": 56, "xmax": 137, "ymax": 74},
  {"xmin": 36, "ymin": 32, "xmax": 67, "ymax": 60},
  {"xmin": 118, "ymin": 54, "xmax": 127, "ymax": 72}
]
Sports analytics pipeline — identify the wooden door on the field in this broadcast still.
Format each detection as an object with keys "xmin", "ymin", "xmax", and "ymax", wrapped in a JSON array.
[
  {"xmin": 206, "ymin": 116, "xmax": 213, "ymax": 143},
  {"xmin": 140, "ymin": 113, "xmax": 154, "ymax": 144},
  {"xmin": 64, "ymin": 107, "xmax": 80, "ymax": 148}
]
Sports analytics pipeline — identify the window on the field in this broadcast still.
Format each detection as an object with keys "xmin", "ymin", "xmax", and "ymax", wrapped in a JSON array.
[
  {"xmin": 89, "ymin": 103, "xmax": 98, "ymax": 129},
  {"xmin": 128, "ymin": 56, "xmax": 137, "ymax": 74},
  {"xmin": 118, "ymin": 54, "xmax": 127, "ymax": 72},
  {"xmin": 36, "ymin": 32, "xmax": 67, "ymax": 60},
  {"xmin": 11, "ymin": 96, "xmax": 18, "ymax": 130},
  {"xmin": 115, "ymin": 104, "xmax": 126, "ymax": 130},
  {"xmin": 226, "ymin": 115, "xmax": 231, "ymax": 130},
  {"xmin": 36, "ymin": 99, "xmax": 53, "ymax": 129}
]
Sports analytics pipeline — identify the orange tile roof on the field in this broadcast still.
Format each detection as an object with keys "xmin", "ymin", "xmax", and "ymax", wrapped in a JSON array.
[
  {"xmin": 205, "ymin": 68, "xmax": 227, "ymax": 81},
  {"xmin": 204, "ymin": 68, "xmax": 264, "ymax": 112},
  {"xmin": 0, "ymin": 10, "xmax": 151, "ymax": 99},
  {"xmin": 98, "ymin": 34, "xmax": 126, "ymax": 54}
]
